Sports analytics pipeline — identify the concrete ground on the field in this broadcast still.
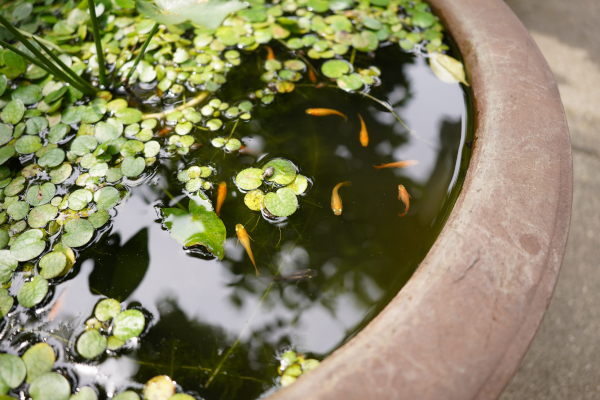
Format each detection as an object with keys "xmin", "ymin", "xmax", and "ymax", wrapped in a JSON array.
[{"xmin": 499, "ymin": 0, "xmax": 600, "ymax": 399}]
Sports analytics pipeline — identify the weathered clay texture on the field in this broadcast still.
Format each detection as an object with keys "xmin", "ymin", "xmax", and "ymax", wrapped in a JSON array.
[{"xmin": 268, "ymin": 0, "xmax": 573, "ymax": 399}]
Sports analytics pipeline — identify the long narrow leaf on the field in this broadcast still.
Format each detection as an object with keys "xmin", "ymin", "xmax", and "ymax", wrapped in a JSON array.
[
  {"xmin": 32, "ymin": 38, "xmax": 97, "ymax": 94},
  {"xmin": 0, "ymin": 40, "xmax": 55, "ymax": 76},
  {"xmin": 125, "ymin": 22, "xmax": 159, "ymax": 82},
  {"xmin": 87, "ymin": 0, "xmax": 107, "ymax": 87},
  {"xmin": 0, "ymin": 15, "xmax": 94, "ymax": 95}
]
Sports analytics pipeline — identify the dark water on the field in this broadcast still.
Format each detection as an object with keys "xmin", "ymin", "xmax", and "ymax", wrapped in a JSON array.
[{"xmin": 2, "ymin": 45, "xmax": 471, "ymax": 399}]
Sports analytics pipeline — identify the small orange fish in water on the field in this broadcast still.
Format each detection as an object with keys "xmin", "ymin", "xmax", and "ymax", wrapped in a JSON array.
[
  {"xmin": 216, "ymin": 182, "xmax": 227, "ymax": 216},
  {"xmin": 331, "ymin": 181, "xmax": 351, "ymax": 216},
  {"xmin": 236, "ymin": 224, "xmax": 259, "ymax": 275},
  {"xmin": 398, "ymin": 185, "xmax": 411, "ymax": 217},
  {"xmin": 306, "ymin": 108, "xmax": 348, "ymax": 121},
  {"xmin": 308, "ymin": 68, "xmax": 317, "ymax": 83},
  {"xmin": 158, "ymin": 127, "xmax": 173, "ymax": 137},
  {"xmin": 373, "ymin": 160, "xmax": 419, "ymax": 170},
  {"xmin": 265, "ymin": 46, "xmax": 275, "ymax": 60},
  {"xmin": 48, "ymin": 288, "xmax": 69, "ymax": 321},
  {"xmin": 358, "ymin": 114, "xmax": 368, "ymax": 147}
]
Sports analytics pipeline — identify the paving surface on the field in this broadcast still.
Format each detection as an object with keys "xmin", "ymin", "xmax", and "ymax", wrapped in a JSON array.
[{"xmin": 499, "ymin": 0, "xmax": 600, "ymax": 399}]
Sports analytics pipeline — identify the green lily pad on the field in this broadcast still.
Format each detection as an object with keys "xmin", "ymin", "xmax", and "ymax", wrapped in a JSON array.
[
  {"xmin": 107, "ymin": 99, "xmax": 128, "ymax": 113},
  {"xmin": 5, "ymin": 177, "xmax": 26, "ymax": 196},
  {"xmin": 0, "ymin": 124, "xmax": 12, "ymax": 146},
  {"xmin": 15, "ymin": 135, "xmax": 43, "ymax": 154},
  {"xmin": 321, "ymin": 60, "xmax": 351, "ymax": 78},
  {"xmin": 81, "ymin": 106, "xmax": 105, "ymax": 124},
  {"xmin": 12, "ymin": 85, "xmax": 42, "ymax": 105},
  {"xmin": 0, "ymin": 289, "xmax": 13, "ymax": 318},
  {"xmin": 412, "ymin": 11, "xmax": 436, "ymax": 28},
  {"xmin": 263, "ymin": 159, "xmax": 297, "ymax": 185},
  {"xmin": 0, "ymin": 75, "xmax": 6, "ymax": 97},
  {"xmin": 48, "ymin": 124, "xmax": 70, "ymax": 144},
  {"xmin": 106, "ymin": 336, "xmax": 125, "ymax": 351},
  {"xmin": 244, "ymin": 190, "xmax": 265, "ymax": 211},
  {"xmin": 17, "ymin": 275, "xmax": 49, "ymax": 308},
  {"xmin": 0, "ymin": 230, "xmax": 8, "ymax": 250},
  {"xmin": 121, "ymin": 157, "xmax": 145, "ymax": 178},
  {"xmin": 71, "ymin": 136, "xmax": 98, "ymax": 156},
  {"xmin": 0, "ymin": 250, "xmax": 18, "ymax": 284},
  {"xmin": 115, "ymin": 108, "xmax": 143, "ymax": 125},
  {"xmin": 235, "ymin": 168, "xmax": 263, "ymax": 190},
  {"xmin": 68, "ymin": 189, "xmax": 93, "ymax": 211},
  {"xmin": 337, "ymin": 73, "xmax": 364, "ymax": 91},
  {"xmin": 50, "ymin": 164, "xmax": 73, "ymax": 184},
  {"xmin": 39, "ymin": 251, "xmax": 67, "ymax": 279},
  {"xmin": 143, "ymin": 375, "xmax": 175, "ymax": 400},
  {"xmin": 105, "ymin": 167, "xmax": 123, "ymax": 183},
  {"xmin": 88, "ymin": 210, "xmax": 110, "ymax": 229},
  {"xmin": 352, "ymin": 30, "xmax": 379, "ymax": 52},
  {"xmin": 264, "ymin": 187, "xmax": 298, "ymax": 217},
  {"xmin": 28, "ymin": 205, "xmax": 58, "ymax": 229},
  {"xmin": 69, "ymin": 387, "xmax": 98, "ymax": 400},
  {"xmin": 144, "ymin": 141, "xmax": 160, "ymax": 158},
  {"xmin": 62, "ymin": 106, "xmax": 85, "ymax": 125},
  {"xmin": 0, "ymin": 146, "xmax": 15, "ymax": 165},
  {"xmin": 112, "ymin": 391, "xmax": 140, "ymax": 400},
  {"xmin": 94, "ymin": 298, "xmax": 121, "ymax": 322},
  {"xmin": 112, "ymin": 309, "xmax": 145, "ymax": 340},
  {"xmin": 45, "ymin": 87, "xmax": 68, "ymax": 104},
  {"xmin": 29, "ymin": 372, "xmax": 71, "ymax": 400},
  {"xmin": 95, "ymin": 122, "xmax": 119, "ymax": 143},
  {"xmin": 89, "ymin": 162, "xmax": 108, "ymax": 177},
  {"xmin": 11, "ymin": 229, "xmax": 45, "ymax": 262},
  {"xmin": 38, "ymin": 148, "xmax": 66, "ymax": 168},
  {"xmin": 22, "ymin": 342, "xmax": 55, "ymax": 383},
  {"xmin": 94, "ymin": 187, "xmax": 120, "ymax": 210},
  {"xmin": 136, "ymin": 0, "xmax": 246, "ymax": 29},
  {"xmin": 0, "ymin": 354, "xmax": 26, "ymax": 393},
  {"xmin": 161, "ymin": 193, "xmax": 226, "ymax": 259},
  {"xmin": 62, "ymin": 218, "xmax": 94, "ymax": 248},
  {"xmin": 76, "ymin": 329, "xmax": 107, "ymax": 359},
  {"xmin": 26, "ymin": 117, "xmax": 49, "ymax": 135},
  {"xmin": 7, "ymin": 201, "xmax": 29, "ymax": 221},
  {"xmin": 26, "ymin": 183, "xmax": 57, "ymax": 206},
  {"xmin": 170, "ymin": 395, "xmax": 196, "ymax": 400}
]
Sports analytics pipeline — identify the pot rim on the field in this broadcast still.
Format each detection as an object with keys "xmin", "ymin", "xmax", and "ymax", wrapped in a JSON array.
[{"xmin": 269, "ymin": 0, "xmax": 572, "ymax": 398}]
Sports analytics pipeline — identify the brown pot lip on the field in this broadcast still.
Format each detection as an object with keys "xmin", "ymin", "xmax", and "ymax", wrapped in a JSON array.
[{"xmin": 269, "ymin": 0, "xmax": 572, "ymax": 399}]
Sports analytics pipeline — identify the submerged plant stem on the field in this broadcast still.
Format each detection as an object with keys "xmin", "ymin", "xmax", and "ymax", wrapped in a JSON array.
[
  {"xmin": 87, "ymin": 0, "xmax": 107, "ymax": 87},
  {"xmin": 17, "ymin": 28, "xmax": 63, "ymax": 52},
  {"xmin": 143, "ymin": 91, "xmax": 209, "ymax": 120},
  {"xmin": 125, "ymin": 22, "xmax": 160, "ymax": 83}
]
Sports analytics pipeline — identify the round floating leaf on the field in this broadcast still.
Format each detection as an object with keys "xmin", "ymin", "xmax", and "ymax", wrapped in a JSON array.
[
  {"xmin": 0, "ymin": 230, "xmax": 8, "ymax": 250},
  {"xmin": 263, "ymin": 159, "xmax": 296, "ymax": 185},
  {"xmin": 352, "ymin": 30, "xmax": 379, "ymax": 52},
  {"xmin": 94, "ymin": 299, "xmax": 121, "ymax": 322},
  {"xmin": 0, "ymin": 146, "xmax": 15, "ymax": 165},
  {"xmin": 38, "ymin": 148, "xmax": 65, "ymax": 168},
  {"xmin": 0, "ymin": 124, "xmax": 12, "ymax": 146},
  {"xmin": 0, "ymin": 250, "xmax": 18, "ymax": 284},
  {"xmin": 428, "ymin": 52, "xmax": 469, "ymax": 86},
  {"xmin": 28, "ymin": 205, "xmax": 58, "ymax": 229},
  {"xmin": 29, "ymin": 372, "xmax": 71, "ymax": 400},
  {"xmin": 94, "ymin": 187, "xmax": 120, "ymax": 210},
  {"xmin": 12, "ymin": 85, "xmax": 42, "ymax": 105},
  {"xmin": 45, "ymin": 86, "xmax": 68, "ymax": 104},
  {"xmin": 2, "ymin": 100, "xmax": 25, "ymax": 125},
  {"xmin": 105, "ymin": 167, "xmax": 123, "ymax": 183},
  {"xmin": 26, "ymin": 183, "xmax": 57, "ymax": 206},
  {"xmin": 121, "ymin": 157, "xmax": 145, "ymax": 177},
  {"xmin": 26, "ymin": 117, "xmax": 49, "ymax": 135},
  {"xmin": 53, "ymin": 243, "xmax": 75, "ymax": 275},
  {"xmin": 76, "ymin": 329, "xmax": 107, "ymax": 359},
  {"xmin": 144, "ymin": 141, "xmax": 160, "ymax": 158},
  {"xmin": 107, "ymin": 336, "xmax": 125, "ymax": 351},
  {"xmin": 412, "ymin": 11, "xmax": 436, "ymax": 28},
  {"xmin": 89, "ymin": 162, "xmax": 108, "ymax": 177},
  {"xmin": 68, "ymin": 189, "xmax": 93, "ymax": 211},
  {"xmin": 88, "ymin": 210, "xmax": 110, "ymax": 229},
  {"xmin": 17, "ymin": 276, "xmax": 49, "ymax": 308},
  {"xmin": 11, "ymin": 229, "xmax": 45, "ymax": 262},
  {"xmin": 48, "ymin": 124, "xmax": 70, "ymax": 144},
  {"xmin": 7, "ymin": 201, "xmax": 29, "ymax": 220},
  {"xmin": 39, "ymin": 252, "xmax": 67, "ymax": 279},
  {"xmin": 71, "ymin": 136, "xmax": 98, "ymax": 156},
  {"xmin": 15, "ymin": 135, "xmax": 43, "ymax": 154},
  {"xmin": 95, "ymin": 122, "xmax": 119, "ymax": 143},
  {"xmin": 22, "ymin": 342, "xmax": 55, "ymax": 383},
  {"xmin": 0, "ymin": 75, "xmax": 6, "ymax": 97},
  {"xmin": 50, "ymin": 164, "xmax": 72, "ymax": 184},
  {"xmin": 61, "ymin": 106, "xmax": 85, "ymax": 125},
  {"xmin": 116, "ymin": 108, "xmax": 143, "ymax": 125},
  {"xmin": 5, "ymin": 176, "xmax": 26, "ymax": 196},
  {"xmin": 170, "ymin": 395, "xmax": 196, "ymax": 400},
  {"xmin": 81, "ymin": 106, "xmax": 104, "ymax": 124},
  {"xmin": 69, "ymin": 387, "xmax": 98, "ymax": 400},
  {"xmin": 113, "ymin": 391, "xmax": 140, "ymax": 400},
  {"xmin": 62, "ymin": 219, "xmax": 94, "ymax": 248},
  {"xmin": 264, "ymin": 188, "xmax": 298, "ymax": 217},
  {"xmin": 244, "ymin": 190, "xmax": 265, "ymax": 211},
  {"xmin": 0, "ymin": 354, "xmax": 26, "ymax": 392},
  {"xmin": 235, "ymin": 168, "xmax": 263, "ymax": 190},
  {"xmin": 337, "ymin": 73, "xmax": 364, "ymax": 91},
  {"xmin": 112, "ymin": 309, "xmax": 145, "ymax": 340},
  {"xmin": 0, "ymin": 290, "xmax": 13, "ymax": 318},
  {"xmin": 287, "ymin": 175, "xmax": 309, "ymax": 195},
  {"xmin": 143, "ymin": 375, "xmax": 175, "ymax": 400},
  {"xmin": 321, "ymin": 60, "xmax": 351, "ymax": 78}
]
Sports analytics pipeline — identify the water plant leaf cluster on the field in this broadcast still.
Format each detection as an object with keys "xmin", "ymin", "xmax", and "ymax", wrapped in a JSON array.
[{"xmin": 277, "ymin": 350, "xmax": 320, "ymax": 387}]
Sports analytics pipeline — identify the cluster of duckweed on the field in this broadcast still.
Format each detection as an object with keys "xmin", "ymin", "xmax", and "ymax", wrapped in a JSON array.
[
  {"xmin": 278, "ymin": 350, "xmax": 320, "ymax": 387},
  {"xmin": 177, "ymin": 164, "xmax": 214, "ymax": 192}
]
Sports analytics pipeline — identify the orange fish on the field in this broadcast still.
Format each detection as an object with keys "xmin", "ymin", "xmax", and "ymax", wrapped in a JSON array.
[
  {"xmin": 236, "ymin": 224, "xmax": 259, "ymax": 275},
  {"xmin": 373, "ymin": 160, "xmax": 419, "ymax": 170},
  {"xmin": 266, "ymin": 46, "xmax": 275, "ymax": 60},
  {"xmin": 358, "ymin": 114, "xmax": 368, "ymax": 147},
  {"xmin": 308, "ymin": 68, "xmax": 317, "ymax": 83},
  {"xmin": 48, "ymin": 288, "xmax": 69, "ymax": 321},
  {"xmin": 158, "ymin": 127, "xmax": 173, "ymax": 137},
  {"xmin": 216, "ymin": 182, "xmax": 227, "ymax": 216},
  {"xmin": 306, "ymin": 108, "xmax": 347, "ymax": 121},
  {"xmin": 398, "ymin": 185, "xmax": 411, "ymax": 217},
  {"xmin": 331, "ymin": 181, "xmax": 351, "ymax": 216}
]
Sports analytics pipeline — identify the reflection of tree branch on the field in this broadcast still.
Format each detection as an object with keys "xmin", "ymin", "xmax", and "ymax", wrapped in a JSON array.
[
  {"xmin": 130, "ymin": 359, "xmax": 264, "ymax": 383},
  {"xmin": 143, "ymin": 91, "xmax": 209, "ymax": 120}
]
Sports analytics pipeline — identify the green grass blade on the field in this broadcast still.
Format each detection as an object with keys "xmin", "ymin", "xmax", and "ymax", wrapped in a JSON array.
[
  {"xmin": 0, "ymin": 40, "xmax": 55, "ymax": 76},
  {"xmin": 87, "ymin": 0, "xmax": 107, "ymax": 87},
  {"xmin": 32, "ymin": 37, "xmax": 97, "ymax": 94},
  {"xmin": 125, "ymin": 22, "xmax": 159, "ymax": 83}
]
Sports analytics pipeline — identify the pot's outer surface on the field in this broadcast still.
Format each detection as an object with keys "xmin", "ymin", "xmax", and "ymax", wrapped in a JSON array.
[{"xmin": 268, "ymin": 0, "xmax": 573, "ymax": 398}]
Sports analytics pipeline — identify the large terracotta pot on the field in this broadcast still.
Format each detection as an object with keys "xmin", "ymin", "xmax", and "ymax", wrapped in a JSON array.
[{"xmin": 269, "ymin": 0, "xmax": 573, "ymax": 398}]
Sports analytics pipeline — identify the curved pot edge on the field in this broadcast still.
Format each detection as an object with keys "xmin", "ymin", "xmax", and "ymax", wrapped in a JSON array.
[{"xmin": 269, "ymin": 0, "xmax": 573, "ymax": 399}]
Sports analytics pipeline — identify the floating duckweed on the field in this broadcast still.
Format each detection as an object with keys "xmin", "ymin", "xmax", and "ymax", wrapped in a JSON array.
[
  {"xmin": 225, "ymin": 138, "xmax": 242, "ymax": 152},
  {"xmin": 207, "ymin": 119, "xmax": 223, "ymax": 131},
  {"xmin": 264, "ymin": 188, "xmax": 298, "ymax": 217},
  {"xmin": 244, "ymin": 190, "xmax": 265, "ymax": 211},
  {"xmin": 235, "ymin": 168, "xmax": 264, "ymax": 191}
]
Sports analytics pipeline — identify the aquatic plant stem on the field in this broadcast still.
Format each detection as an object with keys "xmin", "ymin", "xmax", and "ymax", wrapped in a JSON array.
[
  {"xmin": 350, "ymin": 47, "xmax": 356, "ymax": 65},
  {"xmin": 143, "ymin": 91, "xmax": 209, "ymax": 120},
  {"xmin": 87, "ymin": 0, "xmax": 107, "ymax": 87},
  {"xmin": 16, "ymin": 28, "xmax": 63, "ymax": 53},
  {"xmin": 125, "ymin": 22, "xmax": 159, "ymax": 83}
]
